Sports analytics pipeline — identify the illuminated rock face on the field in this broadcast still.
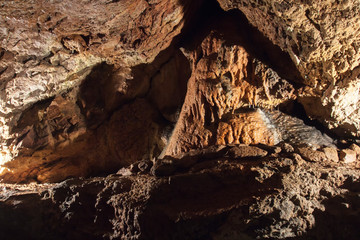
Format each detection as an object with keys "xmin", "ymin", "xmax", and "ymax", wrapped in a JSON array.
[
  {"xmin": 0, "ymin": 0, "xmax": 358, "ymax": 183},
  {"xmin": 163, "ymin": 32, "xmax": 294, "ymax": 156},
  {"xmin": 0, "ymin": 0, "xmax": 197, "ymax": 182},
  {"xmin": 1, "ymin": 0, "xmax": 360, "ymax": 239},
  {"xmin": 217, "ymin": 0, "xmax": 360, "ymax": 137}
]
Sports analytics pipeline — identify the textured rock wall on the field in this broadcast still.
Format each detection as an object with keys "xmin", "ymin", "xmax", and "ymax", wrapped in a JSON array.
[
  {"xmin": 1, "ymin": 0, "xmax": 359, "ymax": 182},
  {"xmin": 217, "ymin": 0, "xmax": 360, "ymax": 137},
  {"xmin": 1, "ymin": 0, "xmax": 360, "ymax": 239},
  {"xmin": 0, "ymin": 0, "xmax": 197, "ymax": 182},
  {"xmin": 163, "ymin": 32, "xmax": 294, "ymax": 155}
]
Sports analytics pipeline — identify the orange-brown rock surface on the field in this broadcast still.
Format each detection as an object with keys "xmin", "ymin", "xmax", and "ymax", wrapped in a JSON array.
[
  {"xmin": 0, "ymin": 0, "xmax": 353, "ymax": 182},
  {"xmin": 163, "ymin": 31, "xmax": 296, "ymax": 156},
  {"xmin": 0, "ymin": 0, "xmax": 360, "ymax": 239}
]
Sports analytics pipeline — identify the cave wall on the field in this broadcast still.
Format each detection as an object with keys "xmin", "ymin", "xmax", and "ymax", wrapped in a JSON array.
[
  {"xmin": 0, "ymin": 145, "xmax": 360, "ymax": 239},
  {"xmin": 218, "ymin": 0, "xmax": 360, "ymax": 137},
  {"xmin": 0, "ymin": 0, "xmax": 198, "ymax": 182},
  {"xmin": 0, "ymin": 0, "xmax": 359, "ymax": 183},
  {"xmin": 1, "ymin": 0, "xmax": 360, "ymax": 239}
]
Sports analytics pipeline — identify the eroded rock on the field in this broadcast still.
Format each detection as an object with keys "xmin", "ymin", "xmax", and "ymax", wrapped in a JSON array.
[
  {"xmin": 0, "ymin": 146, "xmax": 360, "ymax": 239},
  {"xmin": 297, "ymin": 146, "xmax": 327, "ymax": 162},
  {"xmin": 163, "ymin": 30, "xmax": 297, "ymax": 156},
  {"xmin": 350, "ymin": 143, "xmax": 360, "ymax": 159},
  {"xmin": 0, "ymin": 1, "xmax": 359, "ymax": 239},
  {"xmin": 323, "ymin": 147, "xmax": 339, "ymax": 162},
  {"xmin": 227, "ymin": 145, "xmax": 268, "ymax": 159},
  {"xmin": 217, "ymin": 0, "xmax": 360, "ymax": 137},
  {"xmin": 0, "ymin": 0, "xmax": 200, "ymax": 182}
]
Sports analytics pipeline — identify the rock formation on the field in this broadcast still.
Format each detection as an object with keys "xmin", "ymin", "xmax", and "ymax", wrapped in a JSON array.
[
  {"xmin": 1, "ymin": 144, "xmax": 360, "ymax": 239},
  {"xmin": 0, "ymin": 0, "xmax": 360, "ymax": 239},
  {"xmin": 0, "ymin": 0, "xmax": 198, "ymax": 182},
  {"xmin": 218, "ymin": 0, "xmax": 360, "ymax": 137}
]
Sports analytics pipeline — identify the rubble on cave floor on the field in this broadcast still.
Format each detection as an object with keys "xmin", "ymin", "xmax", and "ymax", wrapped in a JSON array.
[{"xmin": 0, "ymin": 142, "xmax": 359, "ymax": 240}]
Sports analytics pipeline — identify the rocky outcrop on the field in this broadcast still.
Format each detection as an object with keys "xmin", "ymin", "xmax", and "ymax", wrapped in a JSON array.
[
  {"xmin": 1, "ymin": 144, "xmax": 360, "ymax": 239},
  {"xmin": 163, "ymin": 29, "xmax": 297, "ymax": 156},
  {"xmin": 217, "ymin": 0, "xmax": 360, "ymax": 137}
]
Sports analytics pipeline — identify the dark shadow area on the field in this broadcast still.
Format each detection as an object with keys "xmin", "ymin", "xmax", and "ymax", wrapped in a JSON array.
[
  {"xmin": 11, "ymin": 98, "xmax": 54, "ymax": 134},
  {"xmin": 76, "ymin": 44, "xmax": 192, "ymax": 178},
  {"xmin": 77, "ymin": 62, "xmax": 113, "ymax": 129},
  {"xmin": 78, "ymin": 46, "xmax": 191, "ymax": 129},
  {"xmin": 279, "ymin": 100, "xmax": 341, "ymax": 143},
  {"xmin": 293, "ymin": 179, "xmax": 360, "ymax": 240},
  {"xmin": 146, "ymin": 49, "xmax": 191, "ymax": 123}
]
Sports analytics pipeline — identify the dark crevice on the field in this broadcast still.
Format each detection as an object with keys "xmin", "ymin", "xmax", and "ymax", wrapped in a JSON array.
[
  {"xmin": 0, "ymin": 48, "xmax": 4, "ymax": 59},
  {"xmin": 97, "ymin": 33, "xmax": 105, "ymax": 39},
  {"xmin": 305, "ymin": 9, "xmax": 321, "ymax": 32},
  {"xmin": 80, "ymin": 34, "xmax": 90, "ymax": 46},
  {"xmin": 20, "ymin": 55, "xmax": 37, "ymax": 64},
  {"xmin": 278, "ymin": 100, "xmax": 341, "ymax": 145},
  {"xmin": 0, "ymin": 66, "xmax": 7, "ymax": 76}
]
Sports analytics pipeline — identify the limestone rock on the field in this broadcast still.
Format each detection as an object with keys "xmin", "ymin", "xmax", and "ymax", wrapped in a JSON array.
[
  {"xmin": 278, "ymin": 142, "xmax": 295, "ymax": 153},
  {"xmin": 0, "ymin": 0, "xmax": 201, "ymax": 182},
  {"xmin": 1, "ymin": 1, "xmax": 360, "ymax": 238},
  {"xmin": 297, "ymin": 146, "xmax": 327, "ymax": 162},
  {"xmin": 257, "ymin": 144, "xmax": 282, "ymax": 154},
  {"xmin": 0, "ymin": 149, "xmax": 360, "ymax": 239},
  {"xmin": 266, "ymin": 110, "xmax": 335, "ymax": 147},
  {"xmin": 216, "ymin": 110, "xmax": 279, "ymax": 146},
  {"xmin": 350, "ymin": 143, "xmax": 360, "ymax": 160},
  {"xmin": 227, "ymin": 145, "xmax": 268, "ymax": 159},
  {"xmin": 163, "ymin": 31, "xmax": 295, "ymax": 156},
  {"xmin": 339, "ymin": 149, "xmax": 357, "ymax": 164},
  {"xmin": 0, "ymin": 0, "xmax": 345, "ymax": 183},
  {"xmin": 323, "ymin": 147, "xmax": 339, "ymax": 162}
]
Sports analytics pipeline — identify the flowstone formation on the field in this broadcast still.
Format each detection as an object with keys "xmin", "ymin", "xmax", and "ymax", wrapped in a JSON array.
[{"xmin": 0, "ymin": 0, "xmax": 360, "ymax": 239}]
